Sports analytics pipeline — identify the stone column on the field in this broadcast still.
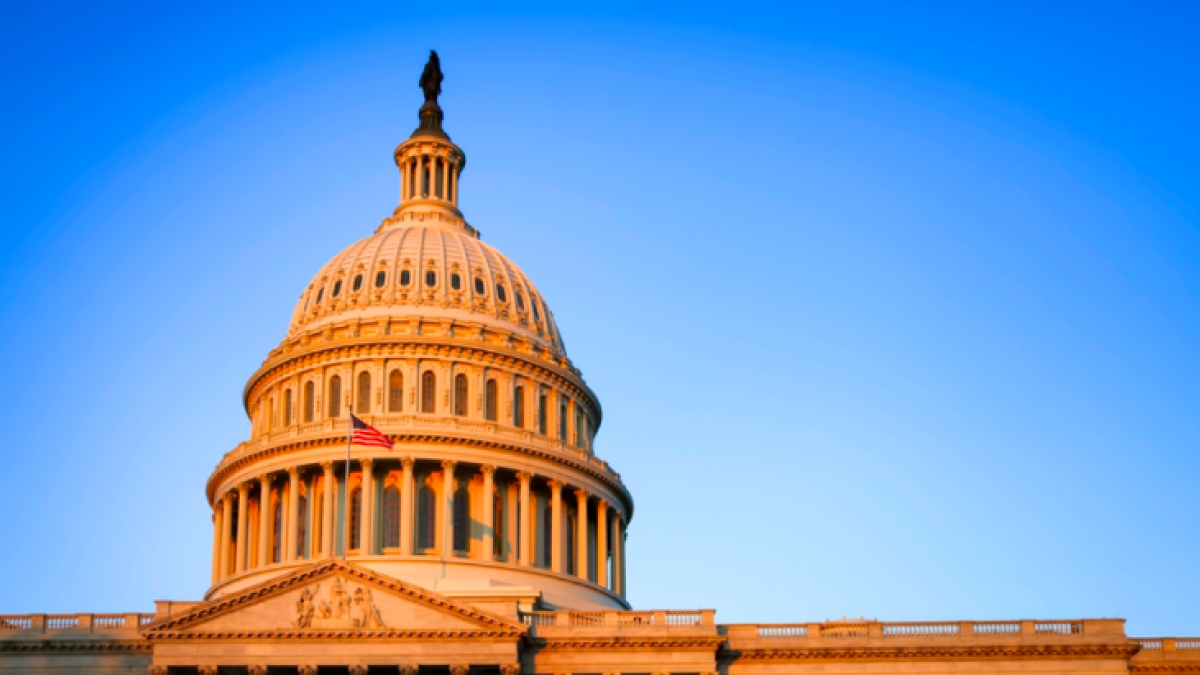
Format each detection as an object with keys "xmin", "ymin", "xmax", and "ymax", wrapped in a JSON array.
[
  {"xmin": 400, "ymin": 457, "xmax": 415, "ymax": 554},
  {"xmin": 617, "ymin": 515, "xmax": 627, "ymax": 596},
  {"xmin": 611, "ymin": 512, "xmax": 623, "ymax": 595},
  {"xmin": 575, "ymin": 489, "xmax": 590, "ymax": 580},
  {"xmin": 451, "ymin": 158, "xmax": 459, "ymax": 204},
  {"xmin": 210, "ymin": 508, "xmax": 221, "ymax": 584},
  {"xmin": 286, "ymin": 468, "xmax": 300, "ymax": 561},
  {"xmin": 548, "ymin": 479, "xmax": 564, "ymax": 573},
  {"xmin": 595, "ymin": 498, "xmax": 608, "ymax": 588},
  {"xmin": 441, "ymin": 156, "xmax": 450, "ymax": 200},
  {"xmin": 235, "ymin": 483, "xmax": 250, "ymax": 574},
  {"xmin": 219, "ymin": 492, "xmax": 233, "ymax": 579},
  {"xmin": 257, "ymin": 474, "xmax": 271, "ymax": 567},
  {"xmin": 517, "ymin": 471, "xmax": 532, "ymax": 566},
  {"xmin": 321, "ymin": 461, "xmax": 335, "ymax": 558},
  {"xmin": 361, "ymin": 458, "xmax": 375, "ymax": 554},
  {"xmin": 441, "ymin": 459, "xmax": 457, "ymax": 556},
  {"xmin": 480, "ymin": 465, "xmax": 496, "ymax": 559}
]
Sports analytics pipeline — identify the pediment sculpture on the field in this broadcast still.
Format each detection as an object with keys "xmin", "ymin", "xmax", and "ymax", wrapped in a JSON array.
[{"xmin": 294, "ymin": 576, "xmax": 385, "ymax": 629}]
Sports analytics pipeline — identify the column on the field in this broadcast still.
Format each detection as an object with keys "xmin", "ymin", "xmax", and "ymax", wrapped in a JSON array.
[
  {"xmin": 575, "ymin": 489, "xmax": 590, "ymax": 580},
  {"xmin": 400, "ymin": 457, "xmax": 415, "ymax": 554},
  {"xmin": 361, "ymin": 458, "xmax": 375, "ymax": 555},
  {"xmin": 210, "ymin": 508, "xmax": 222, "ymax": 584},
  {"xmin": 517, "ymin": 471, "xmax": 532, "ymax": 566},
  {"xmin": 441, "ymin": 460, "xmax": 457, "ymax": 555},
  {"xmin": 595, "ymin": 499, "xmax": 608, "ymax": 588},
  {"xmin": 286, "ymin": 468, "xmax": 300, "ymax": 561},
  {"xmin": 440, "ymin": 156, "xmax": 449, "ymax": 199},
  {"xmin": 219, "ymin": 492, "xmax": 233, "ymax": 579},
  {"xmin": 321, "ymin": 461, "xmax": 335, "ymax": 558},
  {"xmin": 451, "ymin": 159, "xmax": 459, "ymax": 204},
  {"xmin": 257, "ymin": 474, "xmax": 271, "ymax": 567},
  {"xmin": 617, "ymin": 515, "xmax": 627, "ymax": 596},
  {"xmin": 480, "ymin": 465, "xmax": 496, "ymax": 559},
  {"xmin": 548, "ymin": 479, "xmax": 564, "ymax": 573},
  {"xmin": 234, "ymin": 483, "xmax": 250, "ymax": 574},
  {"xmin": 400, "ymin": 157, "xmax": 408, "ymax": 202},
  {"xmin": 611, "ymin": 512, "xmax": 622, "ymax": 595}
]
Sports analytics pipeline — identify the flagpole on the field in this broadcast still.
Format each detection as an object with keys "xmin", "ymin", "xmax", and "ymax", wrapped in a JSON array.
[{"xmin": 343, "ymin": 409, "xmax": 351, "ymax": 561}]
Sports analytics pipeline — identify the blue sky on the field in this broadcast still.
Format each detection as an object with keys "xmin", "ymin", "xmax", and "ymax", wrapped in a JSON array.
[{"xmin": 1, "ymin": 2, "xmax": 1197, "ymax": 634}]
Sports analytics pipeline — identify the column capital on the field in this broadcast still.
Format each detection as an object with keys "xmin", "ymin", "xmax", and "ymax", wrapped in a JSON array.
[
  {"xmin": 574, "ymin": 488, "xmax": 591, "ymax": 502},
  {"xmin": 237, "ymin": 482, "xmax": 251, "ymax": 495},
  {"xmin": 348, "ymin": 666, "xmax": 368, "ymax": 675},
  {"xmin": 361, "ymin": 457, "xmax": 375, "ymax": 470},
  {"xmin": 515, "ymin": 470, "xmax": 534, "ymax": 483},
  {"xmin": 441, "ymin": 459, "xmax": 457, "ymax": 472},
  {"xmin": 449, "ymin": 666, "xmax": 469, "ymax": 675},
  {"xmin": 399, "ymin": 666, "xmax": 419, "ymax": 675},
  {"xmin": 287, "ymin": 466, "xmax": 300, "ymax": 478},
  {"xmin": 500, "ymin": 665, "xmax": 521, "ymax": 675},
  {"xmin": 198, "ymin": 667, "xmax": 218, "ymax": 675},
  {"xmin": 298, "ymin": 667, "xmax": 318, "ymax": 675},
  {"xmin": 596, "ymin": 497, "xmax": 608, "ymax": 509},
  {"xmin": 401, "ymin": 456, "xmax": 415, "ymax": 469},
  {"xmin": 257, "ymin": 473, "xmax": 270, "ymax": 485},
  {"xmin": 546, "ymin": 478, "xmax": 564, "ymax": 492},
  {"xmin": 321, "ymin": 460, "xmax": 335, "ymax": 472},
  {"xmin": 148, "ymin": 666, "xmax": 167, "ymax": 675},
  {"xmin": 480, "ymin": 464, "xmax": 497, "ymax": 475},
  {"xmin": 248, "ymin": 666, "xmax": 267, "ymax": 675}
]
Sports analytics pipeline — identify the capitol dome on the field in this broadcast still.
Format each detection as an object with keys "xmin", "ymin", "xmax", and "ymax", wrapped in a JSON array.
[
  {"xmin": 205, "ymin": 56, "xmax": 631, "ymax": 612},
  {"xmin": 288, "ymin": 222, "xmax": 567, "ymax": 356}
]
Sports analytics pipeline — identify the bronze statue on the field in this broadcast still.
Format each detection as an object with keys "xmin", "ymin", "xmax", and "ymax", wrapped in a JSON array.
[{"xmin": 419, "ymin": 50, "xmax": 443, "ymax": 104}]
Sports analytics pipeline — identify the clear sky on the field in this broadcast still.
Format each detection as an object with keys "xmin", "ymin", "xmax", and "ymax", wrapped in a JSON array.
[{"xmin": 2, "ymin": 2, "xmax": 1197, "ymax": 635}]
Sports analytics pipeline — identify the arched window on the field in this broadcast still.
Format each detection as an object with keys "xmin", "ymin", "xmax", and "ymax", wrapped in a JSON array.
[
  {"xmin": 417, "ymin": 485, "xmax": 436, "ymax": 550},
  {"xmin": 453, "ymin": 374, "xmax": 468, "ymax": 417},
  {"xmin": 272, "ymin": 497, "xmax": 283, "ymax": 563},
  {"xmin": 453, "ymin": 486, "xmax": 470, "ymax": 553},
  {"xmin": 383, "ymin": 485, "xmax": 401, "ymax": 549},
  {"xmin": 515, "ymin": 292, "xmax": 525, "ymax": 311},
  {"xmin": 514, "ymin": 386, "xmax": 525, "ymax": 427},
  {"xmin": 496, "ymin": 284, "xmax": 508, "ymax": 303},
  {"xmin": 559, "ymin": 401, "xmax": 568, "ymax": 441},
  {"xmin": 316, "ymin": 288, "xmax": 324, "ymax": 305},
  {"xmin": 421, "ymin": 371, "xmax": 436, "ymax": 414},
  {"xmin": 538, "ymin": 395, "xmax": 547, "ymax": 435},
  {"xmin": 566, "ymin": 509, "xmax": 576, "ymax": 575},
  {"xmin": 356, "ymin": 371, "xmax": 371, "ymax": 414},
  {"xmin": 304, "ymin": 382, "xmax": 315, "ymax": 423},
  {"xmin": 494, "ymin": 491, "xmax": 504, "ymax": 557},
  {"xmin": 332, "ymin": 279, "xmax": 343, "ymax": 298},
  {"xmin": 542, "ymin": 506, "xmax": 553, "ymax": 567},
  {"xmin": 348, "ymin": 487, "xmax": 363, "ymax": 551},
  {"xmin": 425, "ymin": 270, "xmax": 437, "ymax": 287},
  {"xmin": 328, "ymin": 375, "xmax": 342, "ymax": 418},
  {"xmin": 266, "ymin": 396, "xmax": 275, "ymax": 431},
  {"xmin": 297, "ymin": 493, "xmax": 307, "ymax": 558},
  {"xmin": 352, "ymin": 274, "xmax": 363, "ymax": 292},
  {"xmin": 400, "ymin": 270, "xmax": 412, "ymax": 286},
  {"xmin": 375, "ymin": 271, "xmax": 387, "ymax": 288},
  {"xmin": 474, "ymin": 277, "xmax": 485, "ymax": 294},
  {"xmin": 531, "ymin": 298, "xmax": 541, "ymax": 321},
  {"xmin": 450, "ymin": 273, "xmax": 462, "ymax": 290},
  {"xmin": 388, "ymin": 370, "xmax": 403, "ymax": 412},
  {"xmin": 485, "ymin": 379, "xmax": 498, "ymax": 421},
  {"xmin": 575, "ymin": 407, "xmax": 584, "ymax": 447}
]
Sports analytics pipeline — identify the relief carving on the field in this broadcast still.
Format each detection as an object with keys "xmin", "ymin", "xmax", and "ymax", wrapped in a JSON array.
[{"xmin": 293, "ymin": 576, "xmax": 385, "ymax": 629}]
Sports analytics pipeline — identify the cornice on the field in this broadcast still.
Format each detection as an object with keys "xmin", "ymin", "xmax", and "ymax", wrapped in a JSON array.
[
  {"xmin": 531, "ymin": 637, "xmax": 726, "ymax": 651},
  {"xmin": 146, "ymin": 629, "xmax": 521, "ymax": 643},
  {"xmin": 1132, "ymin": 666, "xmax": 1200, "ymax": 672},
  {"xmin": 728, "ymin": 643, "xmax": 1141, "ymax": 662},
  {"xmin": 206, "ymin": 431, "xmax": 634, "ymax": 519},
  {"xmin": 0, "ymin": 640, "xmax": 150, "ymax": 654}
]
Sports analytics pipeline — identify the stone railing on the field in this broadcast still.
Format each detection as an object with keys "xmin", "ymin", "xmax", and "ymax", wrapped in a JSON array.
[
  {"xmin": 1134, "ymin": 639, "xmax": 1200, "ymax": 652},
  {"xmin": 520, "ymin": 610, "xmax": 714, "ymax": 630},
  {"xmin": 731, "ymin": 619, "xmax": 1117, "ymax": 641},
  {"xmin": 0, "ymin": 614, "xmax": 154, "ymax": 635}
]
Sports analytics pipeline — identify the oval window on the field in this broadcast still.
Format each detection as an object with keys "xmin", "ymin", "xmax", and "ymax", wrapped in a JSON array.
[
  {"xmin": 474, "ymin": 277, "xmax": 485, "ymax": 294},
  {"xmin": 400, "ymin": 270, "xmax": 412, "ymax": 286},
  {"xmin": 515, "ymin": 292, "xmax": 525, "ymax": 310},
  {"xmin": 353, "ymin": 274, "xmax": 363, "ymax": 292},
  {"xmin": 450, "ymin": 273, "xmax": 462, "ymax": 290},
  {"xmin": 375, "ymin": 271, "xmax": 386, "ymax": 288},
  {"xmin": 425, "ymin": 271, "xmax": 437, "ymax": 287},
  {"xmin": 496, "ymin": 284, "xmax": 507, "ymax": 303},
  {"xmin": 315, "ymin": 288, "xmax": 324, "ymax": 305},
  {"xmin": 332, "ymin": 280, "xmax": 343, "ymax": 298}
]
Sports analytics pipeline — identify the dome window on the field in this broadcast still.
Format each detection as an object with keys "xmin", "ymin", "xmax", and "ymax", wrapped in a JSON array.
[
  {"xmin": 375, "ymin": 271, "xmax": 387, "ymax": 288},
  {"xmin": 531, "ymin": 300, "xmax": 541, "ymax": 321},
  {"xmin": 474, "ymin": 277, "xmax": 485, "ymax": 294},
  {"xmin": 400, "ymin": 270, "xmax": 412, "ymax": 286},
  {"xmin": 515, "ymin": 292, "xmax": 525, "ymax": 311},
  {"xmin": 450, "ymin": 273, "xmax": 462, "ymax": 290},
  {"xmin": 315, "ymin": 288, "xmax": 324, "ymax": 305},
  {"xmin": 332, "ymin": 280, "xmax": 343, "ymax": 298},
  {"xmin": 496, "ymin": 284, "xmax": 507, "ymax": 303},
  {"xmin": 425, "ymin": 270, "xmax": 437, "ymax": 287},
  {"xmin": 352, "ymin": 274, "xmax": 363, "ymax": 292}
]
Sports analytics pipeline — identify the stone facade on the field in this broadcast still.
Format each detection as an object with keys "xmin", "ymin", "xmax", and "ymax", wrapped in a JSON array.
[{"xmin": 2, "ymin": 58, "xmax": 1196, "ymax": 675}]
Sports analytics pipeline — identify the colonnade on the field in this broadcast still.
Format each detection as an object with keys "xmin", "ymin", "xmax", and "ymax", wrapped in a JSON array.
[
  {"xmin": 398, "ymin": 149, "xmax": 462, "ymax": 206},
  {"xmin": 210, "ymin": 457, "xmax": 627, "ymax": 597}
]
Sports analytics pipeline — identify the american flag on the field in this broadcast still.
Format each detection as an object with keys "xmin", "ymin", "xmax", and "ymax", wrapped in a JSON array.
[{"xmin": 350, "ymin": 414, "xmax": 392, "ymax": 449}]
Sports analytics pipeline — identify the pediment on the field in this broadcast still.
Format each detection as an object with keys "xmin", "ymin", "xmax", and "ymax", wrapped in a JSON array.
[{"xmin": 143, "ymin": 560, "xmax": 526, "ymax": 638}]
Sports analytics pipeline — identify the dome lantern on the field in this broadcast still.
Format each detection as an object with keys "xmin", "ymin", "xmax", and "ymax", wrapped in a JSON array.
[{"xmin": 387, "ymin": 50, "xmax": 472, "ymax": 236}]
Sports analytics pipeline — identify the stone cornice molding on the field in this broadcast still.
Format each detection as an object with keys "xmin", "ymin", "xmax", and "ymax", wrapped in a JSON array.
[
  {"xmin": 1132, "ymin": 666, "xmax": 1200, "ymax": 672},
  {"xmin": 0, "ymin": 640, "xmax": 151, "ymax": 654},
  {"xmin": 206, "ymin": 433, "xmax": 634, "ymax": 519},
  {"xmin": 144, "ymin": 629, "xmax": 522, "ymax": 643},
  {"xmin": 728, "ymin": 643, "xmax": 1141, "ymax": 662},
  {"xmin": 531, "ymin": 637, "xmax": 726, "ymax": 651}
]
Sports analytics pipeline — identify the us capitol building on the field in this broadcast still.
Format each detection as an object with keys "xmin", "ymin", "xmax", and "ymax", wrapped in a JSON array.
[{"xmin": 1, "ymin": 54, "xmax": 1195, "ymax": 675}]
